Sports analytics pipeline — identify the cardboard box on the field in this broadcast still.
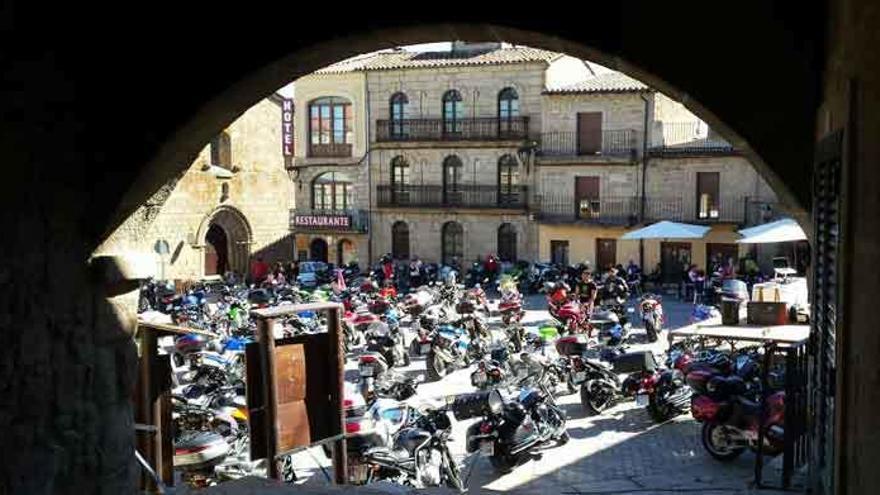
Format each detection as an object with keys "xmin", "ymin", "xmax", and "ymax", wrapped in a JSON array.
[{"xmin": 747, "ymin": 301, "xmax": 790, "ymax": 325}]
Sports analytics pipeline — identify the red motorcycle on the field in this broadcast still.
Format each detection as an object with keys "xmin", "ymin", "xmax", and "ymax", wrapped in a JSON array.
[
  {"xmin": 545, "ymin": 282, "xmax": 591, "ymax": 335},
  {"xmin": 498, "ymin": 291, "xmax": 524, "ymax": 326},
  {"xmin": 691, "ymin": 375, "xmax": 786, "ymax": 461}
]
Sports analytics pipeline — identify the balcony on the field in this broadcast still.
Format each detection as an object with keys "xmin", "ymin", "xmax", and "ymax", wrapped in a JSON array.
[
  {"xmin": 533, "ymin": 195, "xmax": 640, "ymax": 225},
  {"xmin": 649, "ymin": 122, "xmax": 736, "ymax": 157},
  {"xmin": 308, "ymin": 142, "xmax": 353, "ymax": 158},
  {"xmin": 537, "ymin": 129, "xmax": 639, "ymax": 160},
  {"xmin": 376, "ymin": 184, "xmax": 528, "ymax": 209},
  {"xmin": 643, "ymin": 195, "xmax": 749, "ymax": 224},
  {"xmin": 375, "ymin": 117, "xmax": 529, "ymax": 142},
  {"xmin": 290, "ymin": 208, "xmax": 368, "ymax": 233}
]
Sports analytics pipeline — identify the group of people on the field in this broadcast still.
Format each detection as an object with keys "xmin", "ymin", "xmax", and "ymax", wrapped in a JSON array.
[{"xmin": 246, "ymin": 256, "xmax": 300, "ymax": 287}]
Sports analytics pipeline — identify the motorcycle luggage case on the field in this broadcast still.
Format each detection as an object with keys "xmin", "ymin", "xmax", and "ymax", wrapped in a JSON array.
[
  {"xmin": 611, "ymin": 351, "xmax": 658, "ymax": 374},
  {"xmin": 555, "ymin": 334, "xmax": 589, "ymax": 356},
  {"xmin": 451, "ymin": 390, "xmax": 503, "ymax": 420}
]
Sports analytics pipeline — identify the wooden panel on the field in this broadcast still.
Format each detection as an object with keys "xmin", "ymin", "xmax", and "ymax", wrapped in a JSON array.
[
  {"xmin": 577, "ymin": 112, "xmax": 602, "ymax": 154},
  {"xmin": 277, "ymin": 400, "xmax": 311, "ymax": 452},
  {"xmin": 274, "ymin": 344, "xmax": 306, "ymax": 403}
]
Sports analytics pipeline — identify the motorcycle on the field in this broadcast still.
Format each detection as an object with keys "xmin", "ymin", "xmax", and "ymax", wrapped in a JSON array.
[
  {"xmin": 139, "ymin": 278, "xmax": 177, "ymax": 313},
  {"xmin": 624, "ymin": 344, "xmax": 694, "ymax": 423},
  {"xmin": 425, "ymin": 324, "xmax": 479, "ymax": 382},
  {"xmin": 638, "ymin": 293, "xmax": 664, "ymax": 342},
  {"xmin": 470, "ymin": 347, "xmax": 511, "ymax": 390},
  {"xmin": 364, "ymin": 316, "xmax": 409, "ymax": 369},
  {"xmin": 357, "ymin": 403, "xmax": 464, "ymax": 491},
  {"xmin": 462, "ymin": 385, "xmax": 568, "ymax": 474},
  {"xmin": 693, "ymin": 374, "xmax": 786, "ymax": 461},
  {"xmin": 357, "ymin": 351, "xmax": 419, "ymax": 403}
]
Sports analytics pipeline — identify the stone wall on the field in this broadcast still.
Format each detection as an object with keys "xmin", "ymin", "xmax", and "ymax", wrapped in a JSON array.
[
  {"xmin": 538, "ymin": 164, "xmax": 639, "ymax": 200},
  {"xmin": 98, "ymin": 99, "xmax": 295, "ymax": 280},
  {"xmin": 541, "ymin": 91, "xmax": 652, "ymax": 149},
  {"xmin": 371, "ymin": 210, "xmax": 535, "ymax": 264},
  {"xmin": 366, "ymin": 62, "xmax": 548, "ymax": 138}
]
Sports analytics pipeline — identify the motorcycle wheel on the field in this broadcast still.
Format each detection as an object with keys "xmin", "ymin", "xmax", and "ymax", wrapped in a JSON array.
[
  {"xmin": 701, "ymin": 423, "xmax": 746, "ymax": 461},
  {"xmin": 138, "ymin": 295, "xmax": 150, "ymax": 313},
  {"xmin": 426, "ymin": 351, "xmax": 447, "ymax": 382},
  {"xmin": 442, "ymin": 449, "xmax": 465, "ymax": 492},
  {"xmin": 580, "ymin": 382, "xmax": 613, "ymax": 416},
  {"xmin": 556, "ymin": 431, "xmax": 571, "ymax": 446},
  {"xmin": 647, "ymin": 393, "xmax": 675, "ymax": 423}
]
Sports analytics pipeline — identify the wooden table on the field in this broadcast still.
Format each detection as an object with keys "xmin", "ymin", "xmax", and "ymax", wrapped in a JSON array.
[{"xmin": 668, "ymin": 323, "xmax": 809, "ymax": 347}]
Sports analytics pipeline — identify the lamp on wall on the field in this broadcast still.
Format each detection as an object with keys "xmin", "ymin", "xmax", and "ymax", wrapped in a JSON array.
[{"xmin": 516, "ymin": 140, "xmax": 538, "ymax": 173}]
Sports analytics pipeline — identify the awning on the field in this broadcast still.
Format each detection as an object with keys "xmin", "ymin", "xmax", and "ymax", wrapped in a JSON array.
[
  {"xmin": 736, "ymin": 218, "xmax": 806, "ymax": 244},
  {"xmin": 620, "ymin": 221, "xmax": 711, "ymax": 240}
]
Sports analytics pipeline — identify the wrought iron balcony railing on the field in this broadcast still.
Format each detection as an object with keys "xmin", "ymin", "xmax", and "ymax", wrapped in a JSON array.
[
  {"xmin": 537, "ymin": 129, "xmax": 639, "ymax": 158},
  {"xmin": 308, "ymin": 142, "xmax": 353, "ymax": 158},
  {"xmin": 375, "ymin": 117, "xmax": 529, "ymax": 142},
  {"xmin": 376, "ymin": 184, "xmax": 528, "ymax": 209},
  {"xmin": 643, "ymin": 195, "xmax": 749, "ymax": 223},
  {"xmin": 290, "ymin": 208, "xmax": 369, "ymax": 233},
  {"xmin": 533, "ymin": 195, "xmax": 640, "ymax": 225}
]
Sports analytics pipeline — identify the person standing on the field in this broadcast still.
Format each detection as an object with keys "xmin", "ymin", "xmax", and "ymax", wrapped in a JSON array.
[
  {"xmin": 575, "ymin": 270, "xmax": 599, "ymax": 316},
  {"xmin": 250, "ymin": 256, "xmax": 269, "ymax": 286}
]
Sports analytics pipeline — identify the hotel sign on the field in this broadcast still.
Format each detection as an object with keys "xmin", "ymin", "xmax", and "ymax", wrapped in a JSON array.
[
  {"xmin": 282, "ymin": 99, "xmax": 294, "ymax": 157},
  {"xmin": 293, "ymin": 215, "xmax": 351, "ymax": 229}
]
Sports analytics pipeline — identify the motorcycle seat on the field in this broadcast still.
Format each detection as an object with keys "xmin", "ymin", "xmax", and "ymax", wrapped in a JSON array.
[
  {"xmin": 364, "ymin": 446, "xmax": 410, "ymax": 462},
  {"xmin": 585, "ymin": 358, "xmax": 613, "ymax": 370}
]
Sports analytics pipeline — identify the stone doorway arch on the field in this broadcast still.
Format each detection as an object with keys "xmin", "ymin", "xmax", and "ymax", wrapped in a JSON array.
[
  {"xmin": 310, "ymin": 238, "xmax": 329, "ymax": 262},
  {"xmin": 197, "ymin": 205, "xmax": 253, "ymax": 277}
]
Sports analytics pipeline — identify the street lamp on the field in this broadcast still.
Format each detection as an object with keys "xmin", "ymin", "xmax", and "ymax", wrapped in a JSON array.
[{"xmin": 516, "ymin": 140, "xmax": 539, "ymax": 173}]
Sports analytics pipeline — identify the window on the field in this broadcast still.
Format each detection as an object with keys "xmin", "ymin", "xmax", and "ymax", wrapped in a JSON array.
[
  {"xmin": 389, "ymin": 92, "xmax": 408, "ymax": 138},
  {"xmin": 443, "ymin": 155, "xmax": 463, "ymax": 205},
  {"xmin": 312, "ymin": 172, "xmax": 354, "ymax": 210},
  {"xmin": 498, "ymin": 88, "xmax": 520, "ymax": 137},
  {"xmin": 442, "ymin": 90, "xmax": 463, "ymax": 135},
  {"xmin": 575, "ymin": 176, "xmax": 600, "ymax": 219},
  {"xmin": 391, "ymin": 221, "xmax": 410, "ymax": 260},
  {"xmin": 498, "ymin": 223, "xmax": 517, "ymax": 262},
  {"xmin": 309, "ymin": 97, "xmax": 353, "ymax": 156},
  {"xmin": 441, "ymin": 222, "xmax": 464, "ymax": 266},
  {"xmin": 390, "ymin": 156, "xmax": 410, "ymax": 203},
  {"xmin": 696, "ymin": 172, "xmax": 720, "ymax": 219},
  {"xmin": 550, "ymin": 240, "xmax": 569, "ymax": 266},
  {"xmin": 210, "ymin": 131, "xmax": 232, "ymax": 169},
  {"xmin": 497, "ymin": 154, "xmax": 520, "ymax": 204}
]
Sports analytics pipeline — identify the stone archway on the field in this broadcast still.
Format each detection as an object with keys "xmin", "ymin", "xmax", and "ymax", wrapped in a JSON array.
[
  {"xmin": 310, "ymin": 238, "xmax": 328, "ymax": 262},
  {"xmin": 197, "ymin": 205, "xmax": 253, "ymax": 277}
]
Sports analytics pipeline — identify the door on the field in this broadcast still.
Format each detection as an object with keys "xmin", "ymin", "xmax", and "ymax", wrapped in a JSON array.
[
  {"xmin": 575, "ymin": 176, "xmax": 600, "ymax": 220},
  {"xmin": 310, "ymin": 238, "xmax": 328, "ymax": 262},
  {"xmin": 205, "ymin": 223, "xmax": 228, "ymax": 275},
  {"xmin": 577, "ymin": 112, "xmax": 602, "ymax": 154},
  {"xmin": 696, "ymin": 172, "xmax": 720, "ymax": 219},
  {"xmin": 706, "ymin": 243, "xmax": 738, "ymax": 273},
  {"xmin": 660, "ymin": 242, "xmax": 692, "ymax": 284},
  {"xmin": 550, "ymin": 240, "xmax": 569, "ymax": 266},
  {"xmin": 596, "ymin": 238, "xmax": 617, "ymax": 272}
]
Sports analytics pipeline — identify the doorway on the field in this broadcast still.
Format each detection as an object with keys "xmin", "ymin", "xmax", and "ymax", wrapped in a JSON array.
[
  {"xmin": 661, "ymin": 242, "xmax": 692, "ymax": 284},
  {"xmin": 596, "ymin": 238, "xmax": 617, "ymax": 272},
  {"xmin": 310, "ymin": 238, "xmax": 328, "ymax": 262},
  {"xmin": 550, "ymin": 240, "xmax": 570, "ymax": 265},
  {"xmin": 204, "ymin": 223, "xmax": 229, "ymax": 275},
  {"xmin": 337, "ymin": 238, "xmax": 356, "ymax": 266},
  {"xmin": 706, "ymin": 243, "xmax": 738, "ymax": 273}
]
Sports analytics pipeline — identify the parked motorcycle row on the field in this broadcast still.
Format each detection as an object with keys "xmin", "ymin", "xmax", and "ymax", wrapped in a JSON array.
[{"xmin": 137, "ymin": 259, "xmax": 792, "ymax": 491}]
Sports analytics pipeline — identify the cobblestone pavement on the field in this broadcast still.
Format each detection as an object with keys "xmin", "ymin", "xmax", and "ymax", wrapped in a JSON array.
[{"xmin": 277, "ymin": 293, "xmax": 802, "ymax": 495}]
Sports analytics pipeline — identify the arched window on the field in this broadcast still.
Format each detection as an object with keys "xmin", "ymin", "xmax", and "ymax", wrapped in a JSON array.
[
  {"xmin": 497, "ymin": 223, "xmax": 517, "ymax": 262},
  {"xmin": 391, "ymin": 221, "xmax": 410, "ymax": 260},
  {"xmin": 210, "ymin": 131, "xmax": 232, "ymax": 169},
  {"xmin": 441, "ymin": 222, "xmax": 464, "ymax": 266},
  {"xmin": 497, "ymin": 88, "xmax": 520, "ymax": 137},
  {"xmin": 312, "ymin": 171, "xmax": 354, "ymax": 211},
  {"xmin": 390, "ymin": 156, "xmax": 410, "ymax": 204},
  {"xmin": 497, "ymin": 154, "xmax": 520, "ymax": 205},
  {"xmin": 389, "ymin": 92, "xmax": 408, "ymax": 138},
  {"xmin": 442, "ymin": 90, "xmax": 463, "ymax": 135},
  {"xmin": 442, "ymin": 155, "xmax": 463, "ymax": 205},
  {"xmin": 309, "ymin": 97, "xmax": 353, "ymax": 157}
]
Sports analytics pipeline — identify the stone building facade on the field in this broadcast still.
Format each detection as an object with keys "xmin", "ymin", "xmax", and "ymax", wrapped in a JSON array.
[
  {"xmin": 289, "ymin": 71, "xmax": 371, "ymax": 265},
  {"xmin": 287, "ymin": 43, "xmax": 781, "ymax": 278},
  {"xmin": 99, "ymin": 97, "xmax": 295, "ymax": 281}
]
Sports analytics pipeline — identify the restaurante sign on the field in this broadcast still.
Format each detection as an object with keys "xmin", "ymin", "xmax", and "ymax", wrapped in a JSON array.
[{"xmin": 294, "ymin": 215, "xmax": 351, "ymax": 229}]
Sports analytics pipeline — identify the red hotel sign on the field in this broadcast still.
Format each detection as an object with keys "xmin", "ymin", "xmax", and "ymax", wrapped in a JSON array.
[
  {"xmin": 282, "ymin": 99, "xmax": 294, "ymax": 157},
  {"xmin": 294, "ymin": 215, "xmax": 351, "ymax": 229}
]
